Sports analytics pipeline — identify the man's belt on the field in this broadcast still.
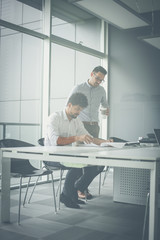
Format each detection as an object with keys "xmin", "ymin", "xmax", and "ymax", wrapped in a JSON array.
[{"xmin": 83, "ymin": 121, "xmax": 98, "ymax": 125}]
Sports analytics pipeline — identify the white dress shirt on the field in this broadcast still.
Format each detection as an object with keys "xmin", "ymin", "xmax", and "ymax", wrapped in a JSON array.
[
  {"xmin": 45, "ymin": 109, "xmax": 91, "ymax": 167},
  {"xmin": 45, "ymin": 109, "xmax": 90, "ymax": 146}
]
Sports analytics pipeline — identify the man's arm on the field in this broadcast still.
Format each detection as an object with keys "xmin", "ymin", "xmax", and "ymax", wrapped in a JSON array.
[
  {"xmin": 57, "ymin": 135, "xmax": 113, "ymax": 146},
  {"xmin": 57, "ymin": 135, "xmax": 93, "ymax": 145}
]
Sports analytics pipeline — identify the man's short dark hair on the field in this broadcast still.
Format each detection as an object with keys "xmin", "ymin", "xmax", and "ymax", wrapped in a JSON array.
[
  {"xmin": 93, "ymin": 66, "xmax": 107, "ymax": 75},
  {"xmin": 67, "ymin": 92, "xmax": 88, "ymax": 108}
]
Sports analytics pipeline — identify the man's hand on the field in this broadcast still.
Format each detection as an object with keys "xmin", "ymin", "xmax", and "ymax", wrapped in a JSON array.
[
  {"xmin": 76, "ymin": 135, "xmax": 93, "ymax": 144},
  {"xmin": 105, "ymin": 139, "xmax": 113, "ymax": 142}
]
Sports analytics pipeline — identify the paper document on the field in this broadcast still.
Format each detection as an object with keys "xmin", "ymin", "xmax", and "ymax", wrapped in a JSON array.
[
  {"xmin": 100, "ymin": 141, "xmax": 139, "ymax": 148},
  {"xmin": 83, "ymin": 141, "xmax": 139, "ymax": 148},
  {"xmin": 84, "ymin": 143, "xmax": 98, "ymax": 147}
]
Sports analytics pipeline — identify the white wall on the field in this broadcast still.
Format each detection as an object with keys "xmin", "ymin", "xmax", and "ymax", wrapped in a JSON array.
[{"xmin": 108, "ymin": 26, "xmax": 160, "ymax": 141}]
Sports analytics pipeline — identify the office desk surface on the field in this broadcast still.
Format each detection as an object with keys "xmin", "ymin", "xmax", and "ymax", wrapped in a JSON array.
[
  {"xmin": 2, "ymin": 145, "xmax": 160, "ymax": 163},
  {"xmin": 1, "ymin": 145, "xmax": 160, "ymax": 240}
]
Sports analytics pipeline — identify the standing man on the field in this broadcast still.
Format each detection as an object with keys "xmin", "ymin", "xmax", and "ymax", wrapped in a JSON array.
[
  {"xmin": 45, "ymin": 92, "xmax": 112, "ymax": 209},
  {"xmin": 69, "ymin": 66, "xmax": 109, "ymax": 138},
  {"xmin": 68, "ymin": 66, "xmax": 109, "ymax": 198}
]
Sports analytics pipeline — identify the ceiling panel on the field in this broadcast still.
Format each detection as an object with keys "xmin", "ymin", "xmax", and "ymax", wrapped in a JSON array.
[{"xmin": 74, "ymin": 0, "xmax": 149, "ymax": 29}]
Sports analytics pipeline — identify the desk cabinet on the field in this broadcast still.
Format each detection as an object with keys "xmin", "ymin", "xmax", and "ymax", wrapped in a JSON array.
[{"xmin": 113, "ymin": 167, "xmax": 160, "ymax": 207}]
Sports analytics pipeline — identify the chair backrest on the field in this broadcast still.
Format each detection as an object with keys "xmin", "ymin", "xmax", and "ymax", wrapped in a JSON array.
[
  {"xmin": 37, "ymin": 138, "xmax": 63, "ymax": 168},
  {"xmin": 38, "ymin": 138, "xmax": 44, "ymax": 146},
  {"xmin": 0, "ymin": 139, "xmax": 35, "ymax": 174}
]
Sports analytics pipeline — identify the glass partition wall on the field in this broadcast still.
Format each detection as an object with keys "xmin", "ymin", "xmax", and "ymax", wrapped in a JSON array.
[{"xmin": 0, "ymin": 0, "xmax": 108, "ymax": 186}]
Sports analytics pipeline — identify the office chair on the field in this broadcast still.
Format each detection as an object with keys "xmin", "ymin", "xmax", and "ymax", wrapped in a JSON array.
[
  {"xmin": 38, "ymin": 138, "xmax": 107, "ymax": 199},
  {"xmin": 0, "ymin": 138, "xmax": 57, "ymax": 225},
  {"xmin": 40, "ymin": 138, "xmax": 73, "ymax": 208},
  {"xmin": 36, "ymin": 138, "xmax": 88, "ymax": 208},
  {"xmin": 38, "ymin": 138, "xmax": 109, "ymax": 198}
]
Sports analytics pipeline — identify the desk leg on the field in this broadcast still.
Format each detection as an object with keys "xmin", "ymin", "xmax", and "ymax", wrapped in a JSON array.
[
  {"xmin": 1, "ymin": 156, "xmax": 11, "ymax": 223},
  {"xmin": 149, "ymin": 162, "xmax": 158, "ymax": 240}
]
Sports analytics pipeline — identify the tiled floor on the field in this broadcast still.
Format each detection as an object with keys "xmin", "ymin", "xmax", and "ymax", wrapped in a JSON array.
[{"xmin": 0, "ymin": 169, "xmax": 158, "ymax": 240}]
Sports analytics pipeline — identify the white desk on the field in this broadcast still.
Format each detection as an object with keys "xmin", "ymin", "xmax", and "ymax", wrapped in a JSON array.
[{"xmin": 1, "ymin": 145, "xmax": 160, "ymax": 240}]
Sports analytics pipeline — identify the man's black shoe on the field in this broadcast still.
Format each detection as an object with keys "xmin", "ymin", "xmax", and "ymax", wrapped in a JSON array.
[
  {"xmin": 77, "ymin": 199, "xmax": 85, "ymax": 204},
  {"xmin": 65, "ymin": 201, "xmax": 80, "ymax": 209},
  {"xmin": 60, "ymin": 193, "xmax": 80, "ymax": 209}
]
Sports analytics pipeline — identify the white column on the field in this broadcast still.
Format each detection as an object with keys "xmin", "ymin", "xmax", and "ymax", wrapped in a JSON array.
[
  {"xmin": 41, "ymin": 0, "xmax": 52, "ymax": 137},
  {"xmin": 101, "ymin": 22, "xmax": 109, "ymax": 139}
]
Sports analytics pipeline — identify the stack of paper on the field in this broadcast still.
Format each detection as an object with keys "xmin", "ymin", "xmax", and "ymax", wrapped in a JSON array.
[{"xmin": 100, "ymin": 141, "xmax": 139, "ymax": 148}]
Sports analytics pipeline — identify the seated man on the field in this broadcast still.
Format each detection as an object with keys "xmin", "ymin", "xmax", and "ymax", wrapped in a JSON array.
[{"xmin": 45, "ymin": 92, "xmax": 113, "ymax": 209}]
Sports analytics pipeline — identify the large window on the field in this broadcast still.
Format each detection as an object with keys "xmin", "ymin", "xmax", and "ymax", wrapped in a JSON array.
[
  {"xmin": 52, "ymin": 16, "xmax": 102, "ymax": 51},
  {"xmin": 0, "ymin": 0, "xmax": 107, "ymax": 143},
  {"xmin": 0, "ymin": 0, "xmax": 108, "ymax": 185},
  {"xmin": 0, "ymin": 0, "xmax": 43, "ymax": 33},
  {"xmin": 50, "ymin": 0, "xmax": 106, "ymax": 115},
  {"xmin": 0, "ymin": 27, "xmax": 43, "ymax": 143},
  {"xmin": 51, "ymin": 0, "xmax": 102, "ymax": 51},
  {"xmin": 50, "ymin": 44, "xmax": 102, "ymax": 114}
]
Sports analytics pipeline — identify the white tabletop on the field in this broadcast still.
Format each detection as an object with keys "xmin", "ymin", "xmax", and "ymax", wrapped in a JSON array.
[
  {"xmin": 2, "ymin": 145, "xmax": 160, "ymax": 170},
  {"xmin": 2, "ymin": 145, "xmax": 160, "ymax": 160},
  {"xmin": 1, "ymin": 145, "xmax": 160, "ymax": 240}
]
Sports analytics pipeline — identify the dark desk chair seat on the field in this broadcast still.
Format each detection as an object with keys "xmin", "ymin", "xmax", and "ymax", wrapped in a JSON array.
[
  {"xmin": 36, "ymin": 138, "xmax": 70, "ymax": 209},
  {"xmin": 39, "ymin": 138, "xmax": 110, "ymax": 198},
  {"xmin": 0, "ymin": 139, "xmax": 57, "ymax": 224},
  {"xmin": 38, "ymin": 138, "xmax": 108, "ymax": 201}
]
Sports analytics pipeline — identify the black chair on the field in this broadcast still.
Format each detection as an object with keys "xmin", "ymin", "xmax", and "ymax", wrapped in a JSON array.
[
  {"xmin": 38, "ymin": 138, "xmax": 106, "ymax": 200},
  {"xmin": 36, "ymin": 138, "xmax": 70, "ymax": 209},
  {"xmin": 39, "ymin": 138, "xmax": 110, "ymax": 197},
  {"xmin": 0, "ymin": 138, "xmax": 57, "ymax": 224}
]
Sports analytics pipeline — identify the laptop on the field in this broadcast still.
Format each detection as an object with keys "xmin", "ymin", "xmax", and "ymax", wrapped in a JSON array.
[{"xmin": 154, "ymin": 129, "xmax": 160, "ymax": 146}]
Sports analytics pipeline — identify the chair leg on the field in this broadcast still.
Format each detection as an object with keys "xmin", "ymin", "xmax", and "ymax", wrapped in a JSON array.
[
  {"xmin": 142, "ymin": 192, "xmax": 150, "ymax": 240},
  {"xmin": 82, "ymin": 168, "xmax": 87, "ymax": 202},
  {"xmin": 56, "ymin": 169, "xmax": 64, "ymax": 197},
  {"xmin": 99, "ymin": 172, "xmax": 102, "ymax": 195},
  {"xmin": 28, "ymin": 176, "xmax": 40, "ymax": 204},
  {"xmin": 23, "ymin": 177, "xmax": 31, "ymax": 206},
  {"xmin": 18, "ymin": 177, "xmax": 23, "ymax": 225},
  {"xmin": 102, "ymin": 166, "xmax": 110, "ymax": 186},
  {"xmin": 50, "ymin": 172, "xmax": 57, "ymax": 213},
  {"xmin": 58, "ymin": 169, "xmax": 64, "ymax": 210}
]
